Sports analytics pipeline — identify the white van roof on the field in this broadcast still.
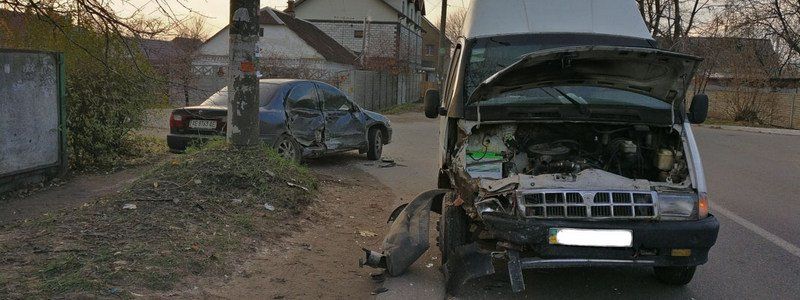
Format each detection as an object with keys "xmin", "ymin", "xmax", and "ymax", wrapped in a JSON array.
[{"xmin": 461, "ymin": 0, "xmax": 653, "ymax": 40}]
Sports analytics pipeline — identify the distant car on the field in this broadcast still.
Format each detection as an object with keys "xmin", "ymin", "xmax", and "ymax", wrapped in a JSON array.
[{"xmin": 167, "ymin": 79, "xmax": 392, "ymax": 161}]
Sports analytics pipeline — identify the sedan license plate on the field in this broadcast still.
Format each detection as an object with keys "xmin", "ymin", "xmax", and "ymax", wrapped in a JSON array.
[
  {"xmin": 189, "ymin": 120, "xmax": 217, "ymax": 130},
  {"xmin": 549, "ymin": 228, "xmax": 633, "ymax": 247}
]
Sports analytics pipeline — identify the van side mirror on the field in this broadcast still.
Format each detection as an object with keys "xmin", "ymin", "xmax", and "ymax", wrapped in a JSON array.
[
  {"xmin": 423, "ymin": 89, "xmax": 442, "ymax": 119},
  {"xmin": 688, "ymin": 94, "xmax": 709, "ymax": 124}
]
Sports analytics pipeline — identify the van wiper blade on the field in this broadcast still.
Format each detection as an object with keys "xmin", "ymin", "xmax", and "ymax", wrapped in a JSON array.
[{"xmin": 549, "ymin": 87, "xmax": 590, "ymax": 115}]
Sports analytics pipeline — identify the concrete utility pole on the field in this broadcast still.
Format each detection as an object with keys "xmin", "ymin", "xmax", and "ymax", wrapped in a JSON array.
[
  {"xmin": 437, "ymin": 0, "xmax": 448, "ymax": 88},
  {"xmin": 227, "ymin": 0, "xmax": 261, "ymax": 147}
]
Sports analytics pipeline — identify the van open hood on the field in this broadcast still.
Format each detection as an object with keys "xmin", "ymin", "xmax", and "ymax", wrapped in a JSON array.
[{"xmin": 468, "ymin": 46, "xmax": 702, "ymax": 105}]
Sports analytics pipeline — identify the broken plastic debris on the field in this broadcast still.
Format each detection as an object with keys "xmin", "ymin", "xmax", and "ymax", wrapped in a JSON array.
[
  {"xmin": 358, "ymin": 230, "xmax": 378, "ymax": 237},
  {"xmin": 287, "ymin": 182, "xmax": 309, "ymax": 191},
  {"xmin": 232, "ymin": 199, "xmax": 243, "ymax": 204},
  {"xmin": 122, "ymin": 204, "xmax": 137, "ymax": 210},
  {"xmin": 263, "ymin": 203, "xmax": 275, "ymax": 211},
  {"xmin": 194, "ymin": 179, "xmax": 202, "ymax": 184},
  {"xmin": 426, "ymin": 263, "xmax": 434, "ymax": 268}
]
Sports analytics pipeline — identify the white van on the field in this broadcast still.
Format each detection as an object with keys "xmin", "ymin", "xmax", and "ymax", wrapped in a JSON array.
[{"xmin": 362, "ymin": 0, "xmax": 719, "ymax": 294}]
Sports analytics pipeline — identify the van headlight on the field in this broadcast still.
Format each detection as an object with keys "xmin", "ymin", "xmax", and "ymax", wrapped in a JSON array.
[
  {"xmin": 658, "ymin": 193, "xmax": 701, "ymax": 220},
  {"xmin": 475, "ymin": 197, "xmax": 509, "ymax": 216}
]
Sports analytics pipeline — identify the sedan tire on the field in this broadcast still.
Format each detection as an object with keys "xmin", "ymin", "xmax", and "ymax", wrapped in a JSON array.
[
  {"xmin": 367, "ymin": 127, "xmax": 383, "ymax": 160},
  {"xmin": 274, "ymin": 135, "xmax": 302, "ymax": 163}
]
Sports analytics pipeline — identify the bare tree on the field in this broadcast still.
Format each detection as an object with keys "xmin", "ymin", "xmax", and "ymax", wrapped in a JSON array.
[
  {"xmin": 725, "ymin": 0, "xmax": 800, "ymax": 75},
  {"xmin": 0, "ymin": 0, "xmax": 199, "ymax": 69},
  {"xmin": 171, "ymin": 16, "xmax": 208, "ymax": 105},
  {"xmin": 444, "ymin": 8, "xmax": 466, "ymax": 43},
  {"xmin": 635, "ymin": 0, "xmax": 714, "ymax": 48}
]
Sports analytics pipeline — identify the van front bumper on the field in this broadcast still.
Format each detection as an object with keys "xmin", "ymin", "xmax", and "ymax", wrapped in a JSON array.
[{"xmin": 479, "ymin": 213, "xmax": 719, "ymax": 266}]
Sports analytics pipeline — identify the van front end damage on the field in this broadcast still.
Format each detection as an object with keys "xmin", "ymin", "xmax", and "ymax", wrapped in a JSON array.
[
  {"xmin": 359, "ymin": 189, "xmax": 447, "ymax": 276},
  {"xmin": 358, "ymin": 188, "xmax": 499, "ymax": 292}
]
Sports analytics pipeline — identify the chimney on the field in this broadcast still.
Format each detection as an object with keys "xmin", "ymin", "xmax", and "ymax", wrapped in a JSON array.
[{"xmin": 286, "ymin": 0, "xmax": 296, "ymax": 17}]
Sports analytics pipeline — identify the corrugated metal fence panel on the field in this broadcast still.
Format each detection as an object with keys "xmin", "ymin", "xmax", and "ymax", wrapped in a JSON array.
[{"xmin": 336, "ymin": 69, "xmax": 423, "ymax": 111}]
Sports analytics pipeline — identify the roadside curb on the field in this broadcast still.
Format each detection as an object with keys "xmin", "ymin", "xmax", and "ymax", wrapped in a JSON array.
[{"xmin": 699, "ymin": 124, "xmax": 800, "ymax": 136}]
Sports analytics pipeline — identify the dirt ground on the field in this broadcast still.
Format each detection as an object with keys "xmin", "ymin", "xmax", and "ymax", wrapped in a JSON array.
[
  {"xmin": 2, "ymin": 143, "xmax": 406, "ymax": 299},
  {"xmin": 0, "ymin": 167, "xmax": 148, "ymax": 226},
  {"xmin": 173, "ymin": 156, "xmax": 396, "ymax": 299}
]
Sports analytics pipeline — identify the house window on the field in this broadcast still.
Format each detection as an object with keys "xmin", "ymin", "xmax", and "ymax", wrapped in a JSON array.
[
  {"xmin": 354, "ymin": 30, "xmax": 364, "ymax": 38},
  {"xmin": 425, "ymin": 44, "xmax": 435, "ymax": 56}
]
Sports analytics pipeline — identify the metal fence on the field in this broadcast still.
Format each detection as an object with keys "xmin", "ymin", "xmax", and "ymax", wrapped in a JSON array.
[{"xmin": 337, "ymin": 70, "xmax": 423, "ymax": 111}]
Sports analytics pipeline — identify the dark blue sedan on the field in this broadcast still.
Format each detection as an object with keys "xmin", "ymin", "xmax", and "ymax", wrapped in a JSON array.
[{"xmin": 167, "ymin": 79, "xmax": 392, "ymax": 161}]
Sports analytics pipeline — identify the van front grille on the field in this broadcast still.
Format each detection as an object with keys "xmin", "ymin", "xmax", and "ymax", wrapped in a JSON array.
[{"xmin": 518, "ymin": 190, "xmax": 658, "ymax": 219}]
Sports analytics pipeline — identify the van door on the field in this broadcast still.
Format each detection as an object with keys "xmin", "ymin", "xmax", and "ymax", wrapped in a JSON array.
[
  {"xmin": 285, "ymin": 82, "xmax": 324, "ymax": 146},
  {"xmin": 318, "ymin": 83, "xmax": 366, "ymax": 150}
]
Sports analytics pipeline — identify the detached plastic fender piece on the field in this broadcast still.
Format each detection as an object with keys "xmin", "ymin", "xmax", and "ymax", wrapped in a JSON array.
[{"xmin": 360, "ymin": 189, "xmax": 449, "ymax": 276}]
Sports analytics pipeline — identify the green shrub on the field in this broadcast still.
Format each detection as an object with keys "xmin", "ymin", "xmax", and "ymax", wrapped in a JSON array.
[{"xmin": 2, "ymin": 11, "xmax": 166, "ymax": 171}]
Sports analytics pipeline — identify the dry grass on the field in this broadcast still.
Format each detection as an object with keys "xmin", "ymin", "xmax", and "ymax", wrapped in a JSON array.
[{"xmin": 0, "ymin": 140, "xmax": 317, "ymax": 298}]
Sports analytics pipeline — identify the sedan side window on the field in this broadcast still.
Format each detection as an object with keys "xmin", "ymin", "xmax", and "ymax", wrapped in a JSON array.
[
  {"xmin": 320, "ymin": 84, "xmax": 353, "ymax": 112},
  {"xmin": 286, "ymin": 83, "xmax": 319, "ymax": 110}
]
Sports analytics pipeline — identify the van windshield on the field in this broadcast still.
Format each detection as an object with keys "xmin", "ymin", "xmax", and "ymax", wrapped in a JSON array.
[
  {"xmin": 477, "ymin": 86, "xmax": 671, "ymax": 110},
  {"xmin": 464, "ymin": 33, "xmax": 658, "ymax": 107}
]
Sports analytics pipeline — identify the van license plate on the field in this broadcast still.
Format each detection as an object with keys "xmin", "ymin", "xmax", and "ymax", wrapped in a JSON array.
[
  {"xmin": 189, "ymin": 120, "xmax": 217, "ymax": 130},
  {"xmin": 549, "ymin": 228, "xmax": 633, "ymax": 247}
]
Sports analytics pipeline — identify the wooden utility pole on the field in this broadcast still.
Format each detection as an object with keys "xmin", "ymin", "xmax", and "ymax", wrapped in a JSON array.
[
  {"xmin": 227, "ymin": 0, "xmax": 261, "ymax": 147},
  {"xmin": 437, "ymin": 0, "xmax": 448, "ymax": 88}
]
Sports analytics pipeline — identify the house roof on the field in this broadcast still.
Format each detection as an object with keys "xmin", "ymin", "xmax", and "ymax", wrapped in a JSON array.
[
  {"xmin": 263, "ymin": 8, "xmax": 357, "ymax": 65},
  {"xmin": 201, "ymin": 7, "xmax": 357, "ymax": 66},
  {"xmin": 666, "ymin": 36, "xmax": 787, "ymax": 77}
]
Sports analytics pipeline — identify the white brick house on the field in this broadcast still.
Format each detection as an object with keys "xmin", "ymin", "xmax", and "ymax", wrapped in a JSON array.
[{"xmin": 288, "ymin": 0, "xmax": 425, "ymax": 71}]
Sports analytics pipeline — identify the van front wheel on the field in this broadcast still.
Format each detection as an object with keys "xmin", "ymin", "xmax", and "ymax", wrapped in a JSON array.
[
  {"xmin": 437, "ymin": 193, "xmax": 470, "ymax": 264},
  {"xmin": 654, "ymin": 266, "xmax": 696, "ymax": 285}
]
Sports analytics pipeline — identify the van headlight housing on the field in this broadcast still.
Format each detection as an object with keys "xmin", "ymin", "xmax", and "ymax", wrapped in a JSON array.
[{"xmin": 658, "ymin": 193, "xmax": 703, "ymax": 220}]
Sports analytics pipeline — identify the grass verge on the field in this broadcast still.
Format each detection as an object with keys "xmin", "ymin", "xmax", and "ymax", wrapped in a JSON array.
[{"xmin": 0, "ymin": 140, "xmax": 317, "ymax": 298}]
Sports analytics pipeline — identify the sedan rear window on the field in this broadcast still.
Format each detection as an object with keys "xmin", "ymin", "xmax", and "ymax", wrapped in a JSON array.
[{"xmin": 201, "ymin": 83, "xmax": 280, "ymax": 107}]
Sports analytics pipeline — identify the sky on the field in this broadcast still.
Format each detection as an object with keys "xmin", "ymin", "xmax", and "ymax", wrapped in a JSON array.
[{"xmin": 114, "ymin": 0, "xmax": 470, "ymax": 36}]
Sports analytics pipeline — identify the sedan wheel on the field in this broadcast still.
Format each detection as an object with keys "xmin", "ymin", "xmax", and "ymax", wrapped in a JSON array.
[
  {"xmin": 275, "ymin": 135, "xmax": 301, "ymax": 162},
  {"xmin": 367, "ymin": 128, "xmax": 383, "ymax": 160}
]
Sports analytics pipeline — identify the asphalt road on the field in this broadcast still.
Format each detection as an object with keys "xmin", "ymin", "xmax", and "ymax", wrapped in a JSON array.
[{"xmin": 359, "ymin": 113, "xmax": 800, "ymax": 299}]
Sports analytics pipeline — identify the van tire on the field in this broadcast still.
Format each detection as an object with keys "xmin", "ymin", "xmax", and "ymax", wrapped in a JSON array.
[
  {"xmin": 367, "ymin": 127, "xmax": 383, "ymax": 160},
  {"xmin": 654, "ymin": 266, "xmax": 696, "ymax": 285},
  {"xmin": 437, "ymin": 193, "xmax": 470, "ymax": 264}
]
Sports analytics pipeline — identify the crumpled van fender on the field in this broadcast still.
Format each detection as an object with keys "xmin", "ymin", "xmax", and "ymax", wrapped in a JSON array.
[{"xmin": 360, "ymin": 189, "xmax": 449, "ymax": 276}]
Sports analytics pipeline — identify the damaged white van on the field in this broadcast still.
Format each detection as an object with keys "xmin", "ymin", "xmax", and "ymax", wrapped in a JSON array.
[{"xmin": 361, "ymin": 0, "xmax": 719, "ymax": 294}]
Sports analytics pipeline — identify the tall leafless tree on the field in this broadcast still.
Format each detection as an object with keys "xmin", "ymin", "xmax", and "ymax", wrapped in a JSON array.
[{"xmin": 635, "ymin": 0, "xmax": 712, "ymax": 48}]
